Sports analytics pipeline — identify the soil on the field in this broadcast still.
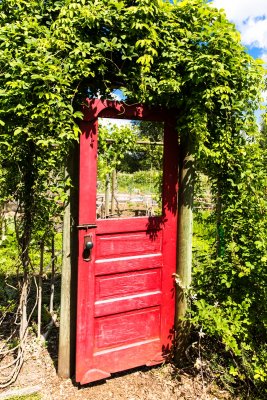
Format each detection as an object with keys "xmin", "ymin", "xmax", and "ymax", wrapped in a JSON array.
[{"xmin": 0, "ymin": 329, "xmax": 232, "ymax": 400}]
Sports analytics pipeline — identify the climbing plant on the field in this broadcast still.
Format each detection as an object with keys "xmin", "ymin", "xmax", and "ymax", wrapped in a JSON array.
[
  {"xmin": 0, "ymin": 0, "xmax": 266, "ymax": 392},
  {"xmin": 190, "ymin": 126, "xmax": 267, "ymax": 395},
  {"xmin": 97, "ymin": 122, "xmax": 138, "ymax": 179}
]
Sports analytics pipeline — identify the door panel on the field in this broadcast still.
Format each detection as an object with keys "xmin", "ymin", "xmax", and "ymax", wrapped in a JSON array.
[
  {"xmin": 95, "ymin": 307, "xmax": 160, "ymax": 349},
  {"xmin": 95, "ymin": 269, "xmax": 161, "ymax": 300},
  {"xmin": 76, "ymin": 100, "xmax": 178, "ymax": 384},
  {"xmin": 94, "ymin": 291, "xmax": 162, "ymax": 318},
  {"xmin": 95, "ymin": 254, "xmax": 163, "ymax": 275},
  {"xmin": 96, "ymin": 230, "xmax": 162, "ymax": 258}
]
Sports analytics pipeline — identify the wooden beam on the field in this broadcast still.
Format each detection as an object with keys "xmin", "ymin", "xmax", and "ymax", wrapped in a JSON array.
[
  {"xmin": 105, "ymin": 138, "xmax": 163, "ymax": 146},
  {"xmin": 58, "ymin": 144, "xmax": 79, "ymax": 379},
  {"xmin": 175, "ymin": 135, "xmax": 195, "ymax": 363}
]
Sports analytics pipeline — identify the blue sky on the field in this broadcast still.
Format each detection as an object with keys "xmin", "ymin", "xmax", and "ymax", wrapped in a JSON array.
[
  {"xmin": 211, "ymin": 0, "xmax": 267, "ymax": 64},
  {"xmin": 210, "ymin": 0, "xmax": 267, "ymax": 107}
]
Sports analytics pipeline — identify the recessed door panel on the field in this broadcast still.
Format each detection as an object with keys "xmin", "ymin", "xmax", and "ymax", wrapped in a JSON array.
[
  {"xmin": 94, "ymin": 291, "xmax": 162, "ymax": 318},
  {"xmin": 96, "ymin": 230, "xmax": 162, "ymax": 259},
  {"xmin": 95, "ymin": 269, "xmax": 161, "ymax": 300},
  {"xmin": 95, "ymin": 307, "xmax": 161, "ymax": 349},
  {"xmin": 95, "ymin": 253, "xmax": 163, "ymax": 275}
]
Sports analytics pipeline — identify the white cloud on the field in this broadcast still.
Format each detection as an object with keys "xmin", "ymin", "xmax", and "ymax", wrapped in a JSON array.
[
  {"xmin": 211, "ymin": 1, "xmax": 267, "ymax": 116},
  {"xmin": 211, "ymin": 0, "xmax": 267, "ymax": 24},
  {"xmin": 211, "ymin": 0, "xmax": 267, "ymax": 55},
  {"xmin": 241, "ymin": 18, "xmax": 267, "ymax": 49}
]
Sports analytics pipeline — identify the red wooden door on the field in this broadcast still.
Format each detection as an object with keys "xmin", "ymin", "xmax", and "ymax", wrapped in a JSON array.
[{"xmin": 76, "ymin": 100, "xmax": 178, "ymax": 384}]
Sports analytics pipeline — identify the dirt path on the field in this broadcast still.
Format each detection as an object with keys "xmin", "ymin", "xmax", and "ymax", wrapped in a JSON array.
[{"xmin": 0, "ymin": 334, "xmax": 231, "ymax": 400}]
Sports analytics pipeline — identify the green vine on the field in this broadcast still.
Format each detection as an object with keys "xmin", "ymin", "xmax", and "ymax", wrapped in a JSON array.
[{"xmin": 0, "ymin": 0, "xmax": 266, "ymax": 394}]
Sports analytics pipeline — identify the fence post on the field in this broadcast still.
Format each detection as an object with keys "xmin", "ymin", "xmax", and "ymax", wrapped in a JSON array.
[
  {"xmin": 58, "ymin": 144, "xmax": 79, "ymax": 379},
  {"xmin": 175, "ymin": 135, "xmax": 195, "ymax": 363}
]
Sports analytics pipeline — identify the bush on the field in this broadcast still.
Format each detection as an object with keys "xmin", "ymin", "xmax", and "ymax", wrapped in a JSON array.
[{"xmin": 189, "ymin": 141, "xmax": 267, "ymax": 398}]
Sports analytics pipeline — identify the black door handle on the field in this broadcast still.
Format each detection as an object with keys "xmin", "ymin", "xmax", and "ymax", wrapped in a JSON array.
[{"xmin": 83, "ymin": 235, "xmax": 94, "ymax": 261}]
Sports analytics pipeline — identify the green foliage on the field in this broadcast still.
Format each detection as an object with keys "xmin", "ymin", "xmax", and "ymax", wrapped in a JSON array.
[
  {"xmin": 0, "ymin": 222, "xmax": 19, "ymax": 275},
  {"xmin": 0, "ymin": 0, "xmax": 264, "ymax": 233},
  {"xmin": 115, "ymin": 170, "xmax": 162, "ymax": 195},
  {"xmin": 128, "ymin": 121, "xmax": 164, "ymax": 172},
  {"xmin": 190, "ymin": 127, "xmax": 267, "ymax": 397},
  {"xmin": 98, "ymin": 122, "xmax": 138, "ymax": 179},
  {"xmin": 97, "ymin": 120, "xmax": 163, "ymax": 194},
  {"xmin": 0, "ymin": 221, "xmax": 19, "ymax": 316},
  {"xmin": 0, "ymin": 0, "xmax": 266, "ymax": 394},
  {"xmin": 193, "ymin": 209, "xmax": 214, "ymax": 257},
  {"xmin": 0, "ymin": 223, "xmax": 62, "ymax": 325}
]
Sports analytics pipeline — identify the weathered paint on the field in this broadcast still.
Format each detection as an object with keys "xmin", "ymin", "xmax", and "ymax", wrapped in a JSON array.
[{"xmin": 76, "ymin": 99, "xmax": 179, "ymax": 384}]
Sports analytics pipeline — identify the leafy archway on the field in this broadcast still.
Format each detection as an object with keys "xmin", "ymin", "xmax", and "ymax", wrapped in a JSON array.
[{"xmin": 0, "ymin": 0, "xmax": 266, "ymax": 392}]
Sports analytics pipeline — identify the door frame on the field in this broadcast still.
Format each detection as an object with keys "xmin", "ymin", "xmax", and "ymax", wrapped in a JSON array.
[{"xmin": 76, "ymin": 99, "xmax": 179, "ymax": 384}]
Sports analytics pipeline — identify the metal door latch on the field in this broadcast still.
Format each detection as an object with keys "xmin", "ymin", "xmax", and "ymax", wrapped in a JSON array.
[
  {"xmin": 83, "ymin": 234, "xmax": 94, "ymax": 261},
  {"xmin": 77, "ymin": 224, "xmax": 97, "ymax": 230}
]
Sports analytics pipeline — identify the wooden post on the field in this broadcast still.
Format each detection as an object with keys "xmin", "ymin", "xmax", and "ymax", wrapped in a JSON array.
[
  {"xmin": 111, "ymin": 169, "xmax": 116, "ymax": 216},
  {"xmin": 37, "ymin": 240, "xmax": 44, "ymax": 339},
  {"xmin": 105, "ymin": 173, "xmax": 110, "ymax": 218},
  {"xmin": 58, "ymin": 144, "xmax": 79, "ymax": 379},
  {"xmin": 175, "ymin": 135, "xmax": 195, "ymax": 363},
  {"xmin": 49, "ymin": 234, "xmax": 55, "ymax": 314}
]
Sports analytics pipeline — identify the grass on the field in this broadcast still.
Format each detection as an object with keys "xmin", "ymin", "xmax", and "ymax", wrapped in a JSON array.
[
  {"xmin": 97, "ymin": 169, "xmax": 162, "ymax": 196},
  {"xmin": 0, "ymin": 220, "xmax": 63, "ymax": 276},
  {"xmin": 0, "ymin": 222, "xmax": 18, "ymax": 275},
  {"xmin": 0, "ymin": 220, "xmax": 62, "ymax": 331},
  {"xmin": 5, "ymin": 394, "xmax": 41, "ymax": 400}
]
